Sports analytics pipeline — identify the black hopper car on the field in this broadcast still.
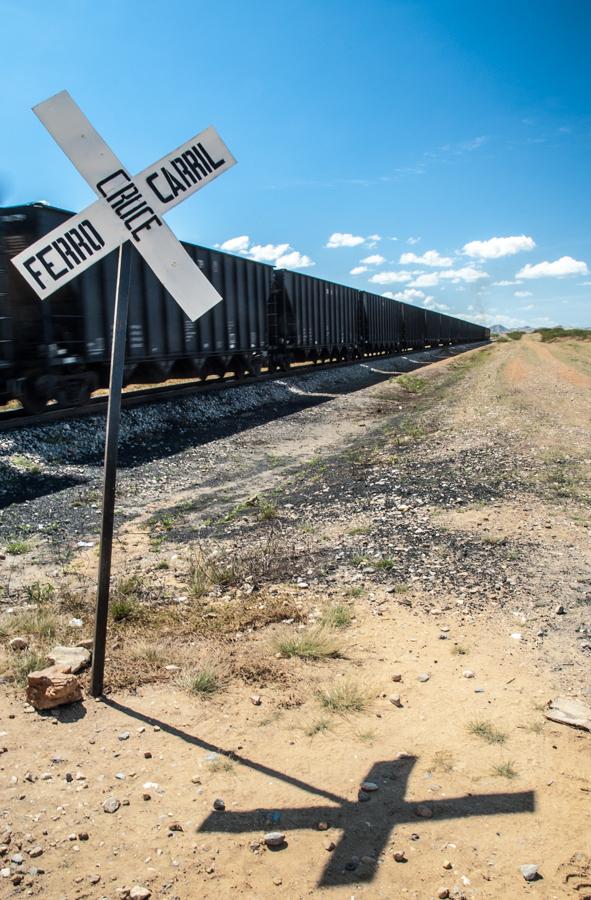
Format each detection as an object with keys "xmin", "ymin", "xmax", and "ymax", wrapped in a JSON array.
[{"xmin": 0, "ymin": 203, "xmax": 489, "ymax": 413}]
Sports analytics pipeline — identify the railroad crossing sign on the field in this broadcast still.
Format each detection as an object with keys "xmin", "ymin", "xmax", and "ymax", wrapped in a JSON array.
[
  {"xmin": 13, "ymin": 91, "xmax": 236, "ymax": 695},
  {"xmin": 198, "ymin": 755, "xmax": 535, "ymax": 887},
  {"xmin": 12, "ymin": 90, "xmax": 235, "ymax": 320}
]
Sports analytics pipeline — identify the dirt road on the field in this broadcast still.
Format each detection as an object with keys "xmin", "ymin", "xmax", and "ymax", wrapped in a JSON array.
[{"xmin": 1, "ymin": 336, "xmax": 590, "ymax": 899}]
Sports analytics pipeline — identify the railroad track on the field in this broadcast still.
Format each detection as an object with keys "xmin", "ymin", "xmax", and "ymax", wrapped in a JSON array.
[{"xmin": 0, "ymin": 344, "xmax": 483, "ymax": 433}]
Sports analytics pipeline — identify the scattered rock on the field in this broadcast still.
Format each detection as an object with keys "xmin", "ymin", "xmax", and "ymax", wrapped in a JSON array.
[
  {"xmin": 463, "ymin": 670, "xmax": 476, "ymax": 679},
  {"xmin": 164, "ymin": 664, "xmax": 180, "ymax": 672},
  {"xmin": 415, "ymin": 805, "xmax": 433, "ymax": 818},
  {"xmin": 417, "ymin": 673, "xmax": 430, "ymax": 682},
  {"xmin": 129, "ymin": 886, "xmax": 151, "ymax": 899},
  {"xmin": 272, "ymin": 875, "xmax": 282, "ymax": 885},
  {"xmin": 358, "ymin": 790, "xmax": 370, "ymax": 802},
  {"xmin": 389, "ymin": 694, "xmax": 403, "ymax": 707},
  {"xmin": 9, "ymin": 637, "xmax": 28, "ymax": 652},
  {"xmin": 443, "ymin": 859, "xmax": 452, "ymax": 869},
  {"xmin": 324, "ymin": 840, "xmax": 336, "ymax": 851},
  {"xmin": 168, "ymin": 823, "xmax": 183, "ymax": 832},
  {"xmin": 118, "ymin": 732, "xmax": 130, "ymax": 741},
  {"xmin": 361, "ymin": 781, "xmax": 379, "ymax": 792},
  {"xmin": 546, "ymin": 697, "xmax": 591, "ymax": 732},
  {"xmin": 46, "ymin": 645, "xmax": 90, "ymax": 673},
  {"xmin": 26, "ymin": 665, "xmax": 83, "ymax": 710},
  {"xmin": 555, "ymin": 605, "xmax": 566, "ymax": 615},
  {"xmin": 317, "ymin": 821, "xmax": 329, "ymax": 831},
  {"xmin": 392, "ymin": 673, "xmax": 402, "ymax": 682},
  {"xmin": 213, "ymin": 798, "xmax": 225, "ymax": 811},
  {"xmin": 393, "ymin": 851, "xmax": 407, "ymax": 862},
  {"xmin": 102, "ymin": 797, "xmax": 120, "ymax": 814},
  {"xmin": 438, "ymin": 890, "xmax": 450, "ymax": 899},
  {"xmin": 520, "ymin": 864, "xmax": 540, "ymax": 882},
  {"xmin": 264, "ymin": 832, "xmax": 286, "ymax": 847},
  {"xmin": 28, "ymin": 847, "xmax": 43, "ymax": 858},
  {"xmin": 250, "ymin": 694, "xmax": 262, "ymax": 706}
]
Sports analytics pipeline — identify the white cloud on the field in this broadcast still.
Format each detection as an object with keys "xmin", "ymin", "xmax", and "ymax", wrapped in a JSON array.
[
  {"xmin": 423, "ymin": 297, "xmax": 450, "ymax": 311},
  {"xmin": 368, "ymin": 271, "xmax": 414, "ymax": 285},
  {"xmin": 517, "ymin": 256, "xmax": 589, "ymax": 278},
  {"xmin": 580, "ymin": 281, "xmax": 591, "ymax": 285},
  {"xmin": 275, "ymin": 251, "xmax": 314, "ymax": 269},
  {"xmin": 247, "ymin": 242, "xmax": 290, "ymax": 262},
  {"xmin": 439, "ymin": 266, "xmax": 488, "ymax": 284},
  {"xmin": 400, "ymin": 249, "xmax": 454, "ymax": 267},
  {"xmin": 411, "ymin": 272, "xmax": 440, "ymax": 287},
  {"xmin": 367, "ymin": 234, "xmax": 382, "ymax": 241},
  {"xmin": 407, "ymin": 236, "xmax": 421, "ymax": 245},
  {"xmin": 493, "ymin": 279, "xmax": 522, "ymax": 286},
  {"xmin": 360, "ymin": 254, "xmax": 385, "ymax": 265},
  {"xmin": 521, "ymin": 304, "xmax": 534, "ymax": 310},
  {"xmin": 462, "ymin": 235, "xmax": 536, "ymax": 259},
  {"xmin": 350, "ymin": 265, "xmax": 368, "ymax": 275},
  {"xmin": 514, "ymin": 290, "xmax": 533, "ymax": 297},
  {"xmin": 326, "ymin": 232, "xmax": 366, "ymax": 248},
  {"xmin": 220, "ymin": 235, "xmax": 250, "ymax": 253},
  {"xmin": 382, "ymin": 288, "xmax": 427, "ymax": 301}
]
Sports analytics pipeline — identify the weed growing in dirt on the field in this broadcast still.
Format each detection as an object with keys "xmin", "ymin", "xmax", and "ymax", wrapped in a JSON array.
[
  {"xmin": 451, "ymin": 644, "xmax": 469, "ymax": 656},
  {"xmin": 273, "ymin": 629, "xmax": 342, "ymax": 660},
  {"xmin": 304, "ymin": 718, "xmax": 331, "ymax": 737},
  {"xmin": 468, "ymin": 720, "xmax": 507, "ymax": 744},
  {"xmin": 375, "ymin": 557, "xmax": 396, "ymax": 571},
  {"xmin": 23, "ymin": 582, "xmax": 54, "ymax": 604},
  {"xmin": 348, "ymin": 525, "xmax": 371, "ymax": 536},
  {"xmin": 6, "ymin": 540, "xmax": 30, "ymax": 555},
  {"xmin": 208, "ymin": 756, "xmax": 235, "ymax": 774},
  {"xmin": 12, "ymin": 651, "xmax": 47, "ymax": 686},
  {"xmin": 128, "ymin": 641, "xmax": 168, "ymax": 666},
  {"xmin": 9, "ymin": 606, "xmax": 58, "ymax": 640},
  {"xmin": 10, "ymin": 454, "xmax": 41, "ymax": 473},
  {"xmin": 184, "ymin": 668, "xmax": 222, "ymax": 696},
  {"xmin": 321, "ymin": 604, "xmax": 352, "ymax": 628},
  {"xmin": 317, "ymin": 681, "xmax": 370, "ymax": 714},
  {"xmin": 357, "ymin": 729, "xmax": 377, "ymax": 743},
  {"xmin": 345, "ymin": 586, "xmax": 366, "ymax": 599},
  {"xmin": 110, "ymin": 598, "xmax": 140, "ymax": 623},
  {"xmin": 397, "ymin": 374, "xmax": 427, "ymax": 394},
  {"xmin": 431, "ymin": 750, "xmax": 455, "ymax": 773},
  {"xmin": 492, "ymin": 761, "xmax": 518, "ymax": 779},
  {"xmin": 538, "ymin": 327, "xmax": 591, "ymax": 342},
  {"xmin": 521, "ymin": 720, "xmax": 545, "ymax": 735}
]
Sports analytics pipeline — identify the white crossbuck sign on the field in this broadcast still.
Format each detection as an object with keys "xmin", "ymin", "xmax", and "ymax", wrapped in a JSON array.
[{"xmin": 11, "ymin": 90, "xmax": 236, "ymax": 320}]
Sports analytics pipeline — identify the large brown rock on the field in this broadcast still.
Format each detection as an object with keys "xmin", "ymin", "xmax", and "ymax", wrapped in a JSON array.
[{"xmin": 26, "ymin": 664, "xmax": 83, "ymax": 710}]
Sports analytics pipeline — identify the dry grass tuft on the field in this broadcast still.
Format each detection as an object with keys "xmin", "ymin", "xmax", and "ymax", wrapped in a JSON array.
[
  {"xmin": 273, "ymin": 628, "xmax": 342, "ymax": 660},
  {"xmin": 321, "ymin": 604, "xmax": 353, "ymax": 629},
  {"xmin": 317, "ymin": 680, "xmax": 371, "ymax": 714},
  {"xmin": 468, "ymin": 720, "xmax": 507, "ymax": 745}
]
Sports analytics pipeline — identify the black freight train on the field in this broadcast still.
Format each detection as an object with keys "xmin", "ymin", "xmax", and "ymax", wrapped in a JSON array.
[{"xmin": 0, "ymin": 203, "xmax": 490, "ymax": 413}]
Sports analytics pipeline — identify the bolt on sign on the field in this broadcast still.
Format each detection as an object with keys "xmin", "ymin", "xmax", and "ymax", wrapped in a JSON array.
[{"xmin": 12, "ymin": 91, "xmax": 236, "ymax": 694}]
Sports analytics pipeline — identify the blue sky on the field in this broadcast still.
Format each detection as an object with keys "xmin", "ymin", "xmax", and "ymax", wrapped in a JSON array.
[{"xmin": 2, "ymin": 0, "xmax": 590, "ymax": 328}]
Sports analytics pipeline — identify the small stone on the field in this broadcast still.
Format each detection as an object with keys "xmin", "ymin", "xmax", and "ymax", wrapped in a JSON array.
[
  {"xmin": 129, "ymin": 887, "xmax": 151, "ymax": 899},
  {"xmin": 415, "ymin": 804, "xmax": 433, "ymax": 818},
  {"xmin": 317, "ymin": 821, "xmax": 329, "ymax": 831},
  {"xmin": 77, "ymin": 639, "xmax": 94, "ymax": 650},
  {"xmin": 9, "ymin": 637, "xmax": 28, "ymax": 651},
  {"xmin": 144, "ymin": 751, "xmax": 152, "ymax": 759},
  {"xmin": 46, "ymin": 646, "xmax": 90, "ymax": 673},
  {"xmin": 78, "ymin": 832, "xmax": 89, "ymax": 841},
  {"xmin": 26, "ymin": 665, "xmax": 82, "ymax": 710},
  {"xmin": 324, "ymin": 840, "xmax": 336, "ymax": 851},
  {"xmin": 102, "ymin": 797, "xmax": 120, "ymax": 814},
  {"xmin": 168, "ymin": 823, "xmax": 183, "ymax": 832},
  {"xmin": 361, "ymin": 781, "xmax": 379, "ymax": 792},
  {"xmin": 389, "ymin": 694, "xmax": 403, "ymax": 707},
  {"xmin": 89, "ymin": 874, "xmax": 101, "ymax": 885},
  {"xmin": 264, "ymin": 832, "xmax": 285, "ymax": 847},
  {"xmin": 393, "ymin": 851, "xmax": 406, "ymax": 863},
  {"xmin": 438, "ymin": 632, "xmax": 448, "ymax": 640},
  {"xmin": 118, "ymin": 732, "xmax": 130, "ymax": 741},
  {"xmin": 272, "ymin": 876, "xmax": 282, "ymax": 885},
  {"xmin": 463, "ymin": 670, "xmax": 476, "ymax": 679},
  {"xmin": 11, "ymin": 853, "xmax": 24, "ymax": 864},
  {"xmin": 392, "ymin": 673, "xmax": 402, "ymax": 682},
  {"xmin": 438, "ymin": 890, "xmax": 450, "ymax": 899},
  {"xmin": 190, "ymin": 776, "xmax": 201, "ymax": 784},
  {"xmin": 417, "ymin": 673, "xmax": 430, "ymax": 682},
  {"xmin": 164, "ymin": 665, "xmax": 180, "ymax": 672},
  {"xmin": 143, "ymin": 793, "xmax": 151, "ymax": 801},
  {"xmin": 443, "ymin": 860, "xmax": 452, "ymax": 869},
  {"xmin": 358, "ymin": 790, "xmax": 370, "ymax": 802},
  {"xmin": 555, "ymin": 605, "xmax": 566, "ymax": 615},
  {"xmin": 520, "ymin": 864, "xmax": 539, "ymax": 882},
  {"xmin": 250, "ymin": 694, "xmax": 262, "ymax": 706},
  {"xmin": 213, "ymin": 798, "xmax": 225, "ymax": 811},
  {"xmin": 511, "ymin": 633, "xmax": 522, "ymax": 641}
]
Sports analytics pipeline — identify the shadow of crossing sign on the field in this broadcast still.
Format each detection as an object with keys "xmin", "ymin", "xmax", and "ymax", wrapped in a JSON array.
[
  {"xmin": 198, "ymin": 755, "xmax": 535, "ymax": 887},
  {"xmin": 11, "ymin": 91, "xmax": 236, "ymax": 695}
]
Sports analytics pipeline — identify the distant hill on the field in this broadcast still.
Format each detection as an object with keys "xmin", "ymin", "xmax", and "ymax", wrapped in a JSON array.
[{"xmin": 490, "ymin": 324, "xmax": 535, "ymax": 334}]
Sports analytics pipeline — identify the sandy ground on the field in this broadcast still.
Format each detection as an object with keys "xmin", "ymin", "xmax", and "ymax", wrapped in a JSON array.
[{"xmin": 1, "ymin": 335, "xmax": 590, "ymax": 900}]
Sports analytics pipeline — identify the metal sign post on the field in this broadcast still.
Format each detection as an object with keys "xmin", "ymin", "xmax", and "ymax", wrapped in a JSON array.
[{"xmin": 12, "ymin": 91, "xmax": 236, "ymax": 695}]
